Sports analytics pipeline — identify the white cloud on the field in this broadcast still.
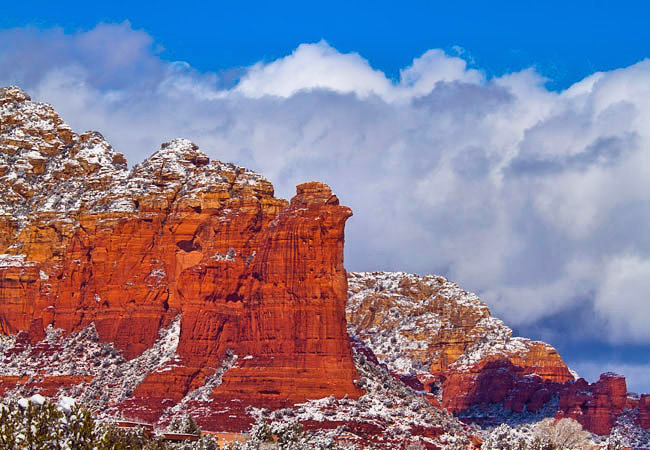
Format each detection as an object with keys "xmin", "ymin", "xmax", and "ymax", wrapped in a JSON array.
[
  {"xmin": 235, "ymin": 41, "xmax": 393, "ymax": 99},
  {"xmin": 2, "ymin": 24, "xmax": 650, "ymax": 349},
  {"xmin": 399, "ymin": 48, "xmax": 483, "ymax": 96},
  {"xmin": 235, "ymin": 40, "xmax": 483, "ymax": 101},
  {"xmin": 596, "ymin": 254, "xmax": 650, "ymax": 343}
]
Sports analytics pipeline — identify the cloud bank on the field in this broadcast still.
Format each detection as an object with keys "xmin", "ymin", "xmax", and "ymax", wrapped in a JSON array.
[{"xmin": 2, "ymin": 22, "xmax": 650, "ymax": 353}]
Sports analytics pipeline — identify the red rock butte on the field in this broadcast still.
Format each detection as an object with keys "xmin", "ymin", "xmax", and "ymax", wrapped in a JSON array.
[{"xmin": 0, "ymin": 86, "xmax": 362, "ymax": 427}]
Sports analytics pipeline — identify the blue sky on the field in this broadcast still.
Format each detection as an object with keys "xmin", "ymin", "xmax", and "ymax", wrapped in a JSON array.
[
  {"xmin": 2, "ymin": 1, "xmax": 650, "ymax": 392},
  {"xmin": 4, "ymin": 0, "xmax": 650, "ymax": 90}
]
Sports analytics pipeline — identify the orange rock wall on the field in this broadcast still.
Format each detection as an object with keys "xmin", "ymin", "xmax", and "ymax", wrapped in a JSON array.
[
  {"xmin": 439, "ymin": 342, "xmax": 574, "ymax": 413},
  {"xmin": 0, "ymin": 87, "xmax": 361, "ymax": 424},
  {"xmin": 1, "ymin": 182, "xmax": 361, "ymax": 418},
  {"xmin": 125, "ymin": 183, "xmax": 363, "ymax": 422},
  {"xmin": 556, "ymin": 373, "xmax": 628, "ymax": 435},
  {"xmin": 346, "ymin": 271, "xmax": 573, "ymax": 415}
]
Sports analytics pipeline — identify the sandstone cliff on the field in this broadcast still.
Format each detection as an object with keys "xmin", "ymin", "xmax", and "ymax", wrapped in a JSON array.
[
  {"xmin": 346, "ymin": 272, "xmax": 573, "ymax": 410},
  {"xmin": 0, "ymin": 85, "xmax": 361, "ymax": 427},
  {"xmin": 556, "ymin": 373, "xmax": 632, "ymax": 436},
  {"xmin": 346, "ymin": 271, "xmax": 650, "ymax": 437}
]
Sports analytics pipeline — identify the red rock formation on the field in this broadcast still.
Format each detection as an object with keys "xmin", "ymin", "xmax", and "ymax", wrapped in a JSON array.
[
  {"xmin": 346, "ymin": 271, "xmax": 573, "ymax": 414},
  {"xmin": 0, "ymin": 86, "xmax": 361, "ymax": 427},
  {"xmin": 638, "ymin": 394, "xmax": 650, "ymax": 429},
  {"xmin": 346, "ymin": 273, "xmax": 650, "ymax": 436},
  {"xmin": 556, "ymin": 373, "xmax": 628, "ymax": 435},
  {"xmin": 441, "ymin": 360, "xmax": 564, "ymax": 414},
  {"xmin": 123, "ymin": 182, "xmax": 363, "ymax": 426}
]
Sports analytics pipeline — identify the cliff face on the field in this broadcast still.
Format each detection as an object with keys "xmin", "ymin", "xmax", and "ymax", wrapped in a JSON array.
[
  {"xmin": 0, "ymin": 86, "xmax": 361, "ymax": 426},
  {"xmin": 346, "ymin": 271, "xmax": 650, "ymax": 437},
  {"xmin": 346, "ymin": 271, "xmax": 573, "ymax": 411},
  {"xmin": 556, "ymin": 373, "xmax": 629, "ymax": 435}
]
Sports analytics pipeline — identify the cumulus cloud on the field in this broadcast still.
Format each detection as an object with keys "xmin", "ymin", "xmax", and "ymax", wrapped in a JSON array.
[
  {"xmin": 235, "ymin": 40, "xmax": 482, "ymax": 101},
  {"xmin": 0, "ymin": 22, "xmax": 161, "ymax": 90},
  {"xmin": 235, "ymin": 41, "xmax": 392, "ymax": 98},
  {"xmin": 596, "ymin": 254, "xmax": 650, "ymax": 343},
  {"xmin": 2, "ymin": 23, "xmax": 650, "ymax": 353}
]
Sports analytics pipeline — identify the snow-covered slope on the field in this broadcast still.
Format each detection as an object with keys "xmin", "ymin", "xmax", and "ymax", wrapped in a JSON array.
[{"xmin": 346, "ymin": 271, "xmax": 572, "ymax": 382}]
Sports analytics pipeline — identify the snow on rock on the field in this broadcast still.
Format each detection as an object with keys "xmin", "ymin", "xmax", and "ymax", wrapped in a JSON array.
[
  {"xmin": 449, "ymin": 317, "xmax": 531, "ymax": 372},
  {"xmin": 0, "ymin": 89, "xmax": 127, "ymax": 222},
  {"xmin": 0, "ymin": 316, "xmax": 181, "ymax": 416},
  {"xmin": 244, "ymin": 336, "xmax": 478, "ymax": 449},
  {"xmin": 0, "ymin": 254, "xmax": 36, "ymax": 267},
  {"xmin": 346, "ymin": 270, "xmax": 576, "ymax": 438},
  {"xmin": 604, "ymin": 408, "xmax": 650, "ymax": 447},
  {"xmin": 29, "ymin": 393, "xmax": 46, "ymax": 405},
  {"xmin": 157, "ymin": 351, "xmax": 239, "ymax": 427},
  {"xmin": 346, "ymin": 271, "xmax": 571, "ymax": 380},
  {"xmin": 0, "ymin": 87, "xmax": 273, "ymax": 235}
]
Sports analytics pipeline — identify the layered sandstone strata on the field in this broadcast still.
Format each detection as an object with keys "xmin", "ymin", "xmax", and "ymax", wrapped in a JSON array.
[
  {"xmin": 346, "ymin": 271, "xmax": 650, "ymax": 436},
  {"xmin": 0, "ymin": 86, "xmax": 361, "ymax": 425},
  {"xmin": 556, "ymin": 373, "xmax": 628, "ymax": 435},
  {"xmin": 346, "ymin": 271, "xmax": 574, "ymax": 413}
]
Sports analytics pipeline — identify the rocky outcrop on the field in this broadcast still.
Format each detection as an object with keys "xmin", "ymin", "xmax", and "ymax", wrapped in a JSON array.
[
  {"xmin": 346, "ymin": 271, "xmax": 574, "ymax": 412},
  {"xmin": 556, "ymin": 373, "xmax": 628, "ymax": 435},
  {"xmin": 441, "ymin": 360, "xmax": 563, "ymax": 415},
  {"xmin": 0, "ymin": 86, "xmax": 361, "ymax": 428},
  {"xmin": 346, "ymin": 272, "xmax": 650, "ymax": 437},
  {"xmin": 122, "ymin": 181, "xmax": 362, "ymax": 426},
  {"xmin": 638, "ymin": 394, "xmax": 650, "ymax": 429}
]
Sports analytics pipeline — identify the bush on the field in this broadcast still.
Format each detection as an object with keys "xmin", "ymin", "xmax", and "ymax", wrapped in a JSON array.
[
  {"xmin": 0, "ymin": 396, "xmax": 96, "ymax": 449},
  {"xmin": 532, "ymin": 418, "xmax": 592, "ymax": 449},
  {"xmin": 224, "ymin": 417, "xmax": 345, "ymax": 449},
  {"xmin": 98, "ymin": 424, "xmax": 167, "ymax": 450},
  {"xmin": 0, "ymin": 396, "xmax": 218, "ymax": 449},
  {"xmin": 481, "ymin": 424, "xmax": 526, "ymax": 450},
  {"xmin": 482, "ymin": 419, "xmax": 594, "ymax": 450},
  {"xmin": 169, "ymin": 414, "xmax": 202, "ymax": 436}
]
